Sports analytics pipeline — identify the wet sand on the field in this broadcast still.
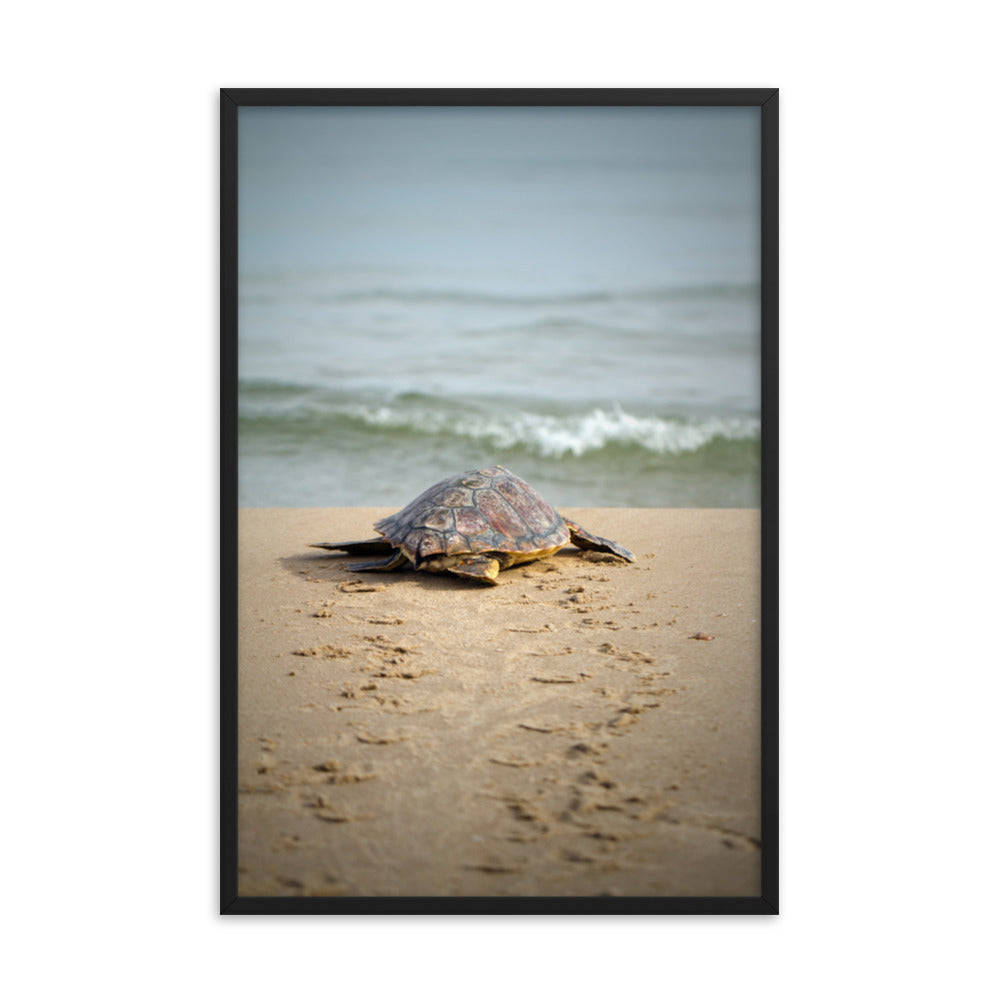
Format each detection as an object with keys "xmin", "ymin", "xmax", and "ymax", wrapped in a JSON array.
[{"xmin": 237, "ymin": 507, "xmax": 761, "ymax": 898}]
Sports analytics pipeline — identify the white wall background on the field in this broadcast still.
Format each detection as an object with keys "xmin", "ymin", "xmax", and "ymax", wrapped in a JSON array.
[{"xmin": 3, "ymin": 2, "xmax": 997, "ymax": 997}]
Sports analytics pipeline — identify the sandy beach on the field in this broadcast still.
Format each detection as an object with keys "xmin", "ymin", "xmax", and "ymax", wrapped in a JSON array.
[{"xmin": 237, "ymin": 507, "xmax": 761, "ymax": 898}]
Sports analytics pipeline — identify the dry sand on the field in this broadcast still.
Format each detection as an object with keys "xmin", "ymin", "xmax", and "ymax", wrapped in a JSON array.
[{"xmin": 237, "ymin": 507, "xmax": 761, "ymax": 898}]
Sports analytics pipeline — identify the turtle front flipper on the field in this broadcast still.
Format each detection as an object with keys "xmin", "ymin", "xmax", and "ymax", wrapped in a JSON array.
[
  {"xmin": 446, "ymin": 555, "xmax": 501, "ymax": 585},
  {"xmin": 563, "ymin": 518, "xmax": 635, "ymax": 562},
  {"xmin": 311, "ymin": 538, "xmax": 394, "ymax": 555},
  {"xmin": 348, "ymin": 550, "xmax": 409, "ymax": 572}
]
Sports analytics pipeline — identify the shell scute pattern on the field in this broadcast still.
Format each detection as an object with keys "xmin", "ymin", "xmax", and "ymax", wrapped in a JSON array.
[
  {"xmin": 375, "ymin": 466, "xmax": 570, "ymax": 563},
  {"xmin": 420, "ymin": 507, "xmax": 453, "ymax": 532},
  {"xmin": 442, "ymin": 487, "xmax": 473, "ymax": 507},
  {"xmin": 403, "ymin": 529, "xmax": 425, "ymax": 555},
  {"xmin": 474, "ymin": 488, "xmax": 533, "ymax": 546},
  {"xmin": 443, "ymin": 529, "xmax": 473, "ymax": 556},
  {"xmin": 454, "ymin": 506, "xmax": 493, "ymax": 538},
  {"xmin": 417, "ymin": 533, "xmax": 442, "ymax": 559},
  {"xmin": 494, "ymin": 475, "xmax": 561, "ymax": 536},
  {"xmin": 460, "ymin": 473, "xmax": 491, "ymax": 489}
]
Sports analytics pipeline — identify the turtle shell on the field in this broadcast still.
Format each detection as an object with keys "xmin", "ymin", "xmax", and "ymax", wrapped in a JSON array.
[{"xmin": 374, "ymin": 466, "xmax": 570, "ymax": 565}]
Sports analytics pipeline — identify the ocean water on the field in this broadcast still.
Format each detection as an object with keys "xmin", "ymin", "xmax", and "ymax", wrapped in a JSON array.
[{"xmin": 237, "ymin": 107, "xmax": 761, "ymax": 508}]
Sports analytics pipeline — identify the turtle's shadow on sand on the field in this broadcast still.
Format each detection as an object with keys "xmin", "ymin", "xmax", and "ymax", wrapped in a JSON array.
[{"xmin": 279, "ymin": 548, "xmax": 601, "ymax": 592}]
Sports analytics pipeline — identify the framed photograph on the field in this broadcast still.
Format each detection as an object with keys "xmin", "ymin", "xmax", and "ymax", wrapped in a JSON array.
[{"xmin": 221, "ymin": 88, "xmax": 777, "ymax": 914}]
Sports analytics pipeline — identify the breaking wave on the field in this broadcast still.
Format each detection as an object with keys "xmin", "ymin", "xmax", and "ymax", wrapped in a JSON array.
[
  {"xmin": 351, "ymin": 403, "xmax": 757, "ymax": 459},
  {"xmin": 240, "ymin": 384, "xmax": 759, "ymax": 461}
]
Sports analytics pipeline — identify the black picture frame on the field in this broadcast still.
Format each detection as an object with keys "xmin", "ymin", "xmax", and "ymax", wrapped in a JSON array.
[{"xmin": 221, "ymin": 87, "xmax": 778, "ymax": 915}]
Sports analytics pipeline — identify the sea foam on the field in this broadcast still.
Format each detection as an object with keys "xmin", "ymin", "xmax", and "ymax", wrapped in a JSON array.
[{"xmin": 352, "ymin": 402, "xmax": 758, "ymax": 459}]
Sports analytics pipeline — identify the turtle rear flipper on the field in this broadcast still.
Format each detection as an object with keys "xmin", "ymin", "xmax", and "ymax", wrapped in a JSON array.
[
  {"xmin": 446, "ymin": 555, "xmax": 501, "ymax": 585},
  {"xmin": 348, "ymin": 550, "xmax": 409, "ymax": 572},
  {"xmin": 311, "ymin": 538, "xmax": 394, "ymax": 555},
  {"xmin": 563, "ymin": 518, "xmax": 635, "ymax": 562}
]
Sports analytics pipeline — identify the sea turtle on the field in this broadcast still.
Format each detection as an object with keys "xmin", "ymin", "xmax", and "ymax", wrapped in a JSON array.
[{"xmin": 311, "ymin": 465, "xmax": 634, "ymax": 585}]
